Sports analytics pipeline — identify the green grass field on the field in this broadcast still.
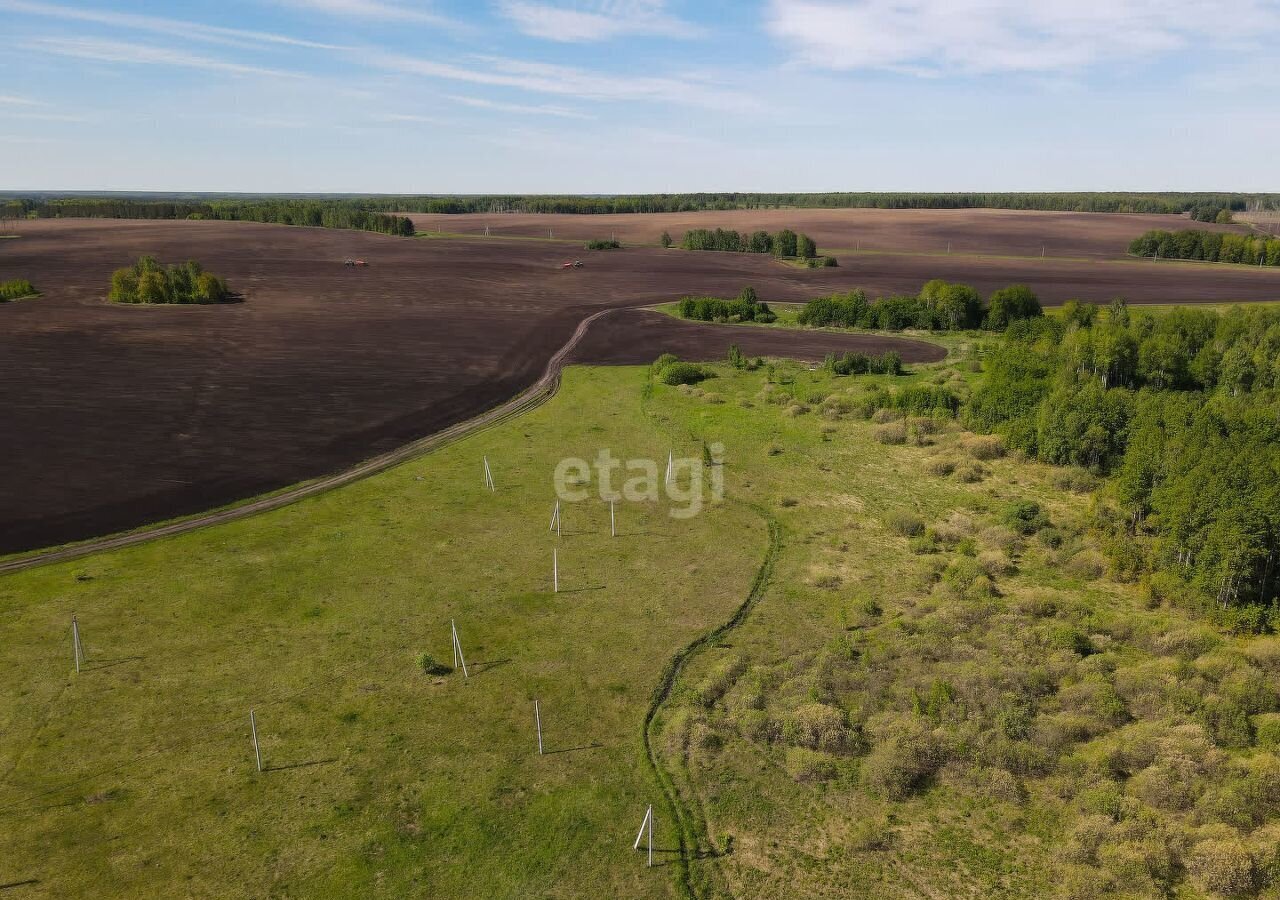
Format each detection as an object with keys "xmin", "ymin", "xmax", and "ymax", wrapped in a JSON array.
[
  {"xmin": 0, "ymin": 367, "xmax": 767, "ymax": 898},
  {"xmin": 5, "ymin": 343, "xmax": 1279, "ymax": 899}
]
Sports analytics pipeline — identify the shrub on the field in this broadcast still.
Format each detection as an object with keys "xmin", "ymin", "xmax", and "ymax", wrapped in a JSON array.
[
  {"xmin": 0, "ymin": 278, "xmax": 37, "ymax": 301},
  {"xmin": 861, "ymin": 720, "xmax": 945, "ymax": 799},
  {"xmin": 924, "ymin": 456, "xmax": 957, "ymax": 476},
  {"xmin": 961, "ymin": 434, "xmax": 1005, "ymax": 460},
  {"xmin": 1187, "ymin": 838, "xmax": 1256, "ymax": 896},
  {"xmin": 660, "ymin": 362, "xmax": 710, "ymax": 386},
  {"xmin": 886, "ymin": 511, "xmax": 925, "ymax": 537},
  {"xmin": 784, "ymin": 703, "xmax": 859, "ymax": 753},
  {"xmin": 1002, "ymin": 500, "xmax": 1049, "ymax": 535},
  {"xmin": 954, "ymin": 461, "xmax": 987, "ymax": 483},
  {"xmin": 677, "ymin": 286, "xmax": 776, "ymax": 323},
  {"xmin": 784, "ymin": 746, "xmax": 839, "ymax": 782},
  {"xmin": 874, "ymin": 423, "xmax": 907, "ymax": 445},
  {"xmin": 416, "ymin": 652, "xmax": 452, "ymax": 675},
  {"xmin": 584, "ymin": 238, "xmax": 621, "ymax": 250}
]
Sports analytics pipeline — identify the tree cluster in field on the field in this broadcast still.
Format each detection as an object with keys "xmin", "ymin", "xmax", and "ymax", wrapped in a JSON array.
[
  {"xmin": 1189, "ymin": 203, "xmax": 1235, "ymax": 224},
  {"xmin": 677, "ymin": 286, "xmax": 777, "ymax": 323},
  {"xmin": 823, "ymin": 350, "xmax": 904, "ymax": 377},
  {"xmin": 109, "ymin": 257, "xmax": 232, "ymax": 304},
  {"xmin": 680, "ymin": 227, "xmax": 818, "ymax": 258},
  {"xmin": 584, "ymin": 239, "xmax": 621, "ymax": 250},
  {"xmin": 0, "ymin": 278, "xmax": 37, "ymax": 301},
  {"xmin": 1129, "ymin": 229, "xmax": 1280, "ymax": 266},
  {"xmin": 966, "ymin": 301, "xmax": 1280, "ymax": 626},
  {"xmin": 798, "ymin": 280, "xmax": 1042, "ymax": 331}
]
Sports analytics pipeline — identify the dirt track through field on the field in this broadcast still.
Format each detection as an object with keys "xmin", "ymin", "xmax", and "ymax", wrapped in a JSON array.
[{"xmin": 2, "ymin": 216, "xmax": 1277, "ymax": 555}]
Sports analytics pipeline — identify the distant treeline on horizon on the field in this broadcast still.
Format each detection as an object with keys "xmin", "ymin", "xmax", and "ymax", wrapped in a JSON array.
[{"xmin": 4, "ymin": 192, "xmax": 1280, "ymax": 222}]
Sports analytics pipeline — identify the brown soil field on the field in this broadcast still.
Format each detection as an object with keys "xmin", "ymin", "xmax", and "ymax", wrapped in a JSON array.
[
  {"xmin": 3, "ymin": 217, "xmax": 1278, "ymax": 554},
  {"xmin": 404, "ymin": 207, "xmax": 1248, "ymax": 260},
  {"xmin": 0, "ymin": 219, "xmax": 941, "ymax": 554},
  {"xmin": 570, "ymin": 309, "xmax": 944, "ymax": 365}
]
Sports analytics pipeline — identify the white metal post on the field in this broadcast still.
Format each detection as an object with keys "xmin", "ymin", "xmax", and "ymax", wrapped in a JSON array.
[
  {"xmin": 451, "ymin": 619, "xmax": 469, "ymax": 678},
  {"xmin": 534, "ymin": 699, "xmax": 544, "ymax": 755},
  {"xmin": 610, "ymin": 500, "xmax": 616, "ymax": 538},
  {"xmin": 553, "ymin": 549, "xmax": 559, "ymax": 593},
  {"xmin": 71, "ymin": 615, "xmax": 83, "ymax": 673},
  {"xmin": 250, "ymin": 709, "xmax": 263, "ymax": 772}
]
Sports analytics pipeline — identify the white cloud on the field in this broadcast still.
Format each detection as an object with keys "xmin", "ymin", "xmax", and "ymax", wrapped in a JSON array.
[
  {"xmin": 447, "ymin": 94, "xmax": 594, "ymax": 119},
  {"xmin": 273, "ymin": 0, "xmax": 459, "ymax": 26},
  {"xmin": 0, "ymin": 0, "xmax": 344, "ymax": 50},
  {"xmin": 367, "ymin": 51, "xmax": 754, "ymax": 110},
  {"xmin": 34, "ymin": 37, "xmax": 304, "ymax": 78},
  {"xmin": 0, "ymin": 94, "xmax": 40, "ymax": 106},
  {"xmin": 766, "ymin": 0, "xmax": 1280, "ymax": 75},
  {"xmin": 496, "ymin": 0, "xmax": 699, "ymax": 42}
]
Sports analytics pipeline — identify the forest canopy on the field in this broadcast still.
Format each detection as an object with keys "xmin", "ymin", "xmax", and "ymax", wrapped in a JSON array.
[
  {"xmin": 967, "ymin": 302, "xmax": 1280, "ymax": 627},
  {"xmin": 796, "ymin": 280, "xmax": 1042, "ymax": 332},
  {"xmin": 109, "ymin": 257, "xmax": 232, "ymax": 304},
  {"xmin": 1129, "ymin": 229, "xmax": 1280, "ymax": 266}
]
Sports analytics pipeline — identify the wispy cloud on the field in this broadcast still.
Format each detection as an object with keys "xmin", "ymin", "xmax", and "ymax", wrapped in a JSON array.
[
  {"xmin": 0, "ymin": 0, "xmax": 344, "ymax": 50},
  {"xmin": 447, "ymin": 94, "xmax": 593, "ymax": 119},
  {"xmin": 767, "ymin": 0, "xmax": 1280, "ymax": 75},
  {"xmin": 0, "ymin": 109, "xmax": 92, "ymax": 122},
  {"xmin": 34, "ymin": 37, "xmax": 305, "ymax": 78},
  {"xmin": 374, "ymin": 112, "xmax": 450, "ymax": 124},
  {"xmin": 367, "ymin": 51, "xmax": 753, "ymax": 110},
  {"xmin": 0, "ymin": 94, "xmax": 40, "ymax": 106},
  {"xmin": 495, "ymin": 0, "xmax": 699, "ymax": 42},
  {"xmin": 272, "ymin": 0, "xmax": 460, "ymax": 27}
]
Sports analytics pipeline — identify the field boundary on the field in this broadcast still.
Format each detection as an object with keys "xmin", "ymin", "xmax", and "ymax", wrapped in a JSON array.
[
  {"xmin": 642, "ymin": 503, "xmax": 780, "ymax": 899},
  {"xmin": 0, "ymin": 307, "xmax": 618, "ymax": 575}
]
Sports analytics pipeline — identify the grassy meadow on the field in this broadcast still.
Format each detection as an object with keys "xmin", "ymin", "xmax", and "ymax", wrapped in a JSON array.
[
  {"xmin": 0, "ymin": 367, "xmax": 765, "ymax": 898},
  {"xmin": 5, "ymin": 331, "xmax": 1280, "ymax": 899}
]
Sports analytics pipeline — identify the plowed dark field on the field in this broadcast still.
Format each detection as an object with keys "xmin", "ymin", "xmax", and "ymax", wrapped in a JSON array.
[
  {"xmin": 2, "ymin": 216, "xmax": 1277, "ymax": 554},
  {"xmin": 405, "ymin": 207, "xmax": 1249, "ymax": 260}
]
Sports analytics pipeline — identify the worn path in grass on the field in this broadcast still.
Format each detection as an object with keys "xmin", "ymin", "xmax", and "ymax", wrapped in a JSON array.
[{"xmin": 0, "ymin": 366, "xmax": 767, "ymax": 898}]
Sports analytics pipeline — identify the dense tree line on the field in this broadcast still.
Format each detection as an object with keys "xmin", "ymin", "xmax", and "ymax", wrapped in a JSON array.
[
  {"xmin": 966, "ymin": 302, "xmax": 1280, "ymax": 624},
  {"xmin": 797, "ymin": 280, "xmax": 1042, "ymax": 331},
  {"xmin": 677, "ymin": 286, "xmax": 776, "ymax": 323},
  {"xmin": 1129, "ymin": 229, "xmax": 1280, "ymax": 266},
  {"xmin": 10, "ymin": 192, "xmax": 1275, "ymax": 221},
  {"xmin": 0, "ymin": 278, "xmax": 37, "ymax": 301},
  {"xmin": 7, "ymin": 198, "xmax": 415, "ymax": 237},
  {"xmin": 363, "ymin": 192, "xmax": 1273, "ymax": 216},
  {"xmin": 680, "ymin": 227, "xmax": 818, "ymax": 258},
  {"xmin": 109, "ymin": 257, "xmax": 232, "ymax": 304}
]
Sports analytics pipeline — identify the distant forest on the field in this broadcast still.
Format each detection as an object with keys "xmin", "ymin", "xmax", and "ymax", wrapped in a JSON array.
[{"xmin": 4, "ymin": 192, "xmax": 1279, "ymax": 223}]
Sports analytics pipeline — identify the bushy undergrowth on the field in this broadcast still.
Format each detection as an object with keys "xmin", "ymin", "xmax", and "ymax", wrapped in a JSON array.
[
  {"xmin": 0, "ymin": 278, "xmax": 37, "ymax": 300},
  {"xmin": 109, "ymin": 256, "xmax": 232, "ymax": 304}
]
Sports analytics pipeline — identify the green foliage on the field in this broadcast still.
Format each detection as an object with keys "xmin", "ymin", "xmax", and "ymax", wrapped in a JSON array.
[
  {"xmin": 823, "ymin": 349, "xmax": 903, "ymax": 376},
  {"xmin": 676, "ymin": 286, "xmax": 776, "ymax": 323},
  {"xmin": 1129, "ymin": 228, "xmax": 1280, "ymax": 266},
  {"xmin": 584, "ymin": 238, "xmax": 621, "ymax": 250},
  {"xmin": 0, "ymin": 278, "xmax": 37, "ymax": 301},
  {"xmin": 109, "ymin": 256, "xmax": 232, "ymax": 304},
  {"xmin": 659, "ymin": 230, "xmax": 672, "ymax": 249},
  {"xmin": 984, "ymin": 284, "xmax": 1043, "ymax": 330},
  {"xmin": 797, "ymin": 280, "xmax": 1036, "ymax": 332},
  {"xmin": 1001, "ymin": 501, "xmax": 1049, "ymax": 535},
  {"xmin": 658, "ymin": 361, "xmax": 711, "ymax": 386},
  {"xmin": 416, "ymin": 652, "xmax": 452, "ymax": 676},
  {"xmin": 680, "ymin": 227, "xmax": 817, "ymax": 259}
]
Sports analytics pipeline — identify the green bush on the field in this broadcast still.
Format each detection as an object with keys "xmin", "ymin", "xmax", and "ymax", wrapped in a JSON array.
[
  {"xmin": 0, "ymin": 278, "xmax": 37, "ymax": 301},
  {"xmin": 886, "ymin": 511, "xmax": 925, "ymax": 537},
  {"xmin": 660, "ymin": 362, "xmax": 710, "ymax": 386},
  {"xmin": 1253, "ymin": 713, "xmax": 1280, "ymax": 749},
  {"xmin": 416, "ymin": 652, "xmax": 452, "ymax": 676},
  {"xmin": 1002, "ymin": 500, "xmax": 1049, "ymax": 535},
  {"xmin": 584, "ymin": 239, "xmax": 621, "ymax": 250}
]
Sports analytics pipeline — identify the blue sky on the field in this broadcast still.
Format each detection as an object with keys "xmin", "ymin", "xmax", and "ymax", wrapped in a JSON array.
[{"xmin": 2, "ymin": 0, "xmax": 1278, "ymax": 193}]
